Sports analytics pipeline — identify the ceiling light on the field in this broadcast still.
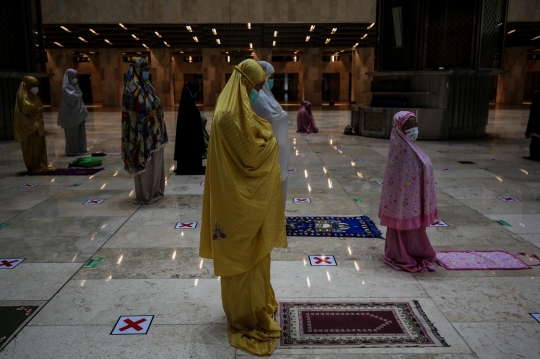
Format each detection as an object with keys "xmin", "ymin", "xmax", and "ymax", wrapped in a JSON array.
[
  {"xmin": 119, "ymin": 23, "xmax": 127, "ymax": 30},
  {"xmin": 248, "ymin": 23, "xmax": 251, "ymax": 29},
  {"xmin": 122, "ymin": 52, "xmax": 126, "ymax": 54},
  {"xmin": 331, "ymin": 28, "xmax": 337, "ymax": 34},
  {"xmin": 212, "ymin": 28, "xmax": 217, "ymax": 35},
  {"xmin": 367, "ymin": 23, "xmax": 375, "ymax": 29},
  {"xmin": 142, "ymin": 44, "xmax": 149, "ymax": 49},
  {"xmin": 227, "ymin": 55, "xmax": 231, "ymax": 62},
  {"xmin": 306, "ymin": 36, "xmax": 311, "ymax": 42},
  {"xmin": 89, "ymin": 51, "xmax": 95, "ymax": 54},
  {"xmin": 155, "ymin": 31, "xmax": 162, "ymax": 38},
  {"xmin": 273, "ymin": 41, "xmax": 276, "ymax": 46},
  {"xmin": 189, "ymin": 56, "xmax": 193, "ymax": 62},
  {"xmin": 164, "ymin": 41, "xmax": 170, "ymax": 47},
  {"xmin": 33, "ymin": 31, "xmax": 38, "ymax": 35},
  {"xmin": 186, "ymin": 26, "xmax": 193, "ymax": 32},
  {"xmin": 193, "ymin": 36, "xmax": 198, "ymax": 42},
  {"xmin": 532, "ymin": 35, "xmax": 540, "ymax": 41},
  {"xmin": 507, "ymin": 29, "xmax": 516, "ymax": 34},
  {"xmin": 310, "ymin": 25, "xmax": 315, "ymax": 32},
  {"xmin": 497, "ymin": 22, "xmax": 503, "ymax": 26},
  {"xmin": 250, "ymin": 43, "xmax": 253, "ymax": 49},
  {"xmin": 104, "ymin": 39, "xmax": 112, "ymax": 44},
  {"xmin": 131, "ymin": 34, "xmax": 139, "ymax": 40},
  {"xmin": 79, "ymin": 52, "xmax": 85, "ymax": 55},
  {"xmin": 78, "ymin": 37, "xmax": 87, "ymax": 42},
  {"xmin": 54, "ymin": 42, "xmax": 63, "ymax": 47},
  {"xmin": 361, "ymin": 33, "xmax": 368, "ymax": 39},
  {"xmin": 216, "ymin": 38, "xmax": 221, "ymax": 44},
  {"xmin": 225, "ymin": 51, "xmax": 228, "ymax": 54},
  {"xmin": 60, "ymin": 26, "xmax": 70, "ymax": 33},
  {"xmin": 89, "ymin": 29, "xmax": 99, "ymax": 35},
  {"xmin": 137, "ymin": 52, "xmax": 141, "ymax": 54},
  {"xmin": 35, "ymin": 44, "xmax": 39, "ymax": 47},
  {"xmin": 180, "ymin": 51, "xmax": 184, "ymax": 53},
  {"xmin": 325, "ymin": 38, "xmax": 331, "ymax": 44},
  {"xmin": 274, "ymin": 31, "xmax": 278, "ymax": 37},
  {"xmin": 353, "ymin": 43, "xmax": 359, "ymax": 48}
]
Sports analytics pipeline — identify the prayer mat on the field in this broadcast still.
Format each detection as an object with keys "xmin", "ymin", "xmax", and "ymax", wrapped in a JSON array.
[
  {"xmin": 435, "ymin": 250, "xmax": 540, "ymax": 270},
  {"xmin": 286, "ymin": 215, "xmax": 382, "ymax": 238},
  {"xmin": 0, "ymin": 306, "xmax": 38, "ymax": 348},
  {"xmin": 28, "ymin": 168, "xmax": 104, "ymax": 176},
  {"xmin": 277, "ymin": 301, "xmax": 449, "ymax": 348}
]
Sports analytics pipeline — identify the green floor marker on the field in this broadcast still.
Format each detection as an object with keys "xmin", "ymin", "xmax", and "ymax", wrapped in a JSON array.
[
  {"xmin": 83, "ymin": 257, "xmax": 103, "ymax": 268},
  {"xmin": 0, "ymin": 224, "xmax": 8, "ymax": 230},
  {"xmin": 330, "ymin": 169, "xmax": 336, "ymax": 172},
  {"xmin": 353, "ymin": 198, "xmax": 363, "ymax": 203},
  {"xmin": 72, "ymin": 183, "xmax": 82, "ymax": 187},
  {"xmin": 316, "ymin": 151, "xmax": 321, "ymax": 154},
  {"xmin": 494, "ymin": 220, "xmax": 511, "ymax": 227}
]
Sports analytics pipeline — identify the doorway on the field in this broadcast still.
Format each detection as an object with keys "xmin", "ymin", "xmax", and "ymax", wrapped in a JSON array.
[
  {"xmin": 39, "ymin": 77, "xmax": 51, "ymax": 105},
  {"xmin": 322, "ymin": 73, "xmax": 340, "ymax": 103},
  {"xmin": 524, "ymin": 72, "xmax": 540, "ymax": 102},
  {"xmin": 78, "ymin": 74, "xmax": 93, "ymax": 103},
  {"xmin": 272, "ymin": 74, "xmax": 299, "ymax": 102}
]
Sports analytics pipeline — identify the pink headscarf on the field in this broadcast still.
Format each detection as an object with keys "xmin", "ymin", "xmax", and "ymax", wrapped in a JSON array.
[
  {"xmin": 296, "ymin": 101, "xmax": 318, "ymax": 133},
  {"xmin": 378, "ymin": 111, "xmax": 438, "ymax": 230}
]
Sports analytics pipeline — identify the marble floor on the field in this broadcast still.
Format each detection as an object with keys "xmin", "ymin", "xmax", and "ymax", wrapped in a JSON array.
[{"xmin": 0, "ymin": 104, "xmax": 539, "ymax": 358}]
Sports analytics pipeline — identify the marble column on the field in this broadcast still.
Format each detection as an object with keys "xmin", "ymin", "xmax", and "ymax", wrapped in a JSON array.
[
  {"xmin": 351, "ymin": 48, "xmax": 375, "ymax": 105},
  {"xmin": 150, "ymin": 49, "xmax": 173, "ymax": 107},
  {"xmin": 46, "ymin": 49, "xmax": 74, "ymax": 107},
  {"xmin": 302, "ymin": 48, "xmax": 323, "ymax": 106},
  {"xmin": 202, "ymin": 49, "xmax": 222, "ymax": 106},
  {"xmin": 496, "ymin": 47, "xmax": 528, "ymax": 105},
  {"xmin": 99, "ymin": 49, "xmax": 122, "ymax": 107}
]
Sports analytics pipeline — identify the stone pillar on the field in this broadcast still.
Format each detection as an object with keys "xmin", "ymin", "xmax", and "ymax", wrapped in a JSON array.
[
  {"xmin": 46, "ymin": 49, "xmax": 73, "ymax": 107},
  {"xmin": 254, "ymin": 49, "xmax": 272, "ymax": 63},
  {"xmin": 302, "ymin": 48, "xmax": 322, "ymax": 105},
  {"xmin": 99, "ymin": 49, "xmax": 121, "ymax": 107},
  {"xmin": 150, "ymin": 49, "xmax": 173, "ymax": 107},
  {"xmin": 351, "ymin": 48, "xmax": 375, "ymax": 105},
  {"xmin": 202, "ymin": 49, "xmax": 222, "ymax": 107},
  {"xmin": 496, "ymin": 47, "xmax": 527, "ymax": 105}
]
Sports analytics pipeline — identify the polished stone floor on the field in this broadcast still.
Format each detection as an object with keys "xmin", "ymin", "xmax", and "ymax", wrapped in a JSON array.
[{"xmin": 0, "ymin": 104, "xmax": 539, "ymax": 358}]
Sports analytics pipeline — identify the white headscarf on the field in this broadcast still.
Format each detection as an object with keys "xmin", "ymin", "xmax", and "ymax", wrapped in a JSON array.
[
  {"xmin": 251, "ymin": 61, "xmax": 291, "ymax": 181},
  {"xmin": 57, "ymin": 68, "xmax": 88, "ymax": 129}
]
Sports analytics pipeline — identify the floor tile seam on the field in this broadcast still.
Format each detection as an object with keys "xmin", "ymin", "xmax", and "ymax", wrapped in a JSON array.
[
  {"xmin": 0, "ymin": 185, "xmax": 66, "ymax": 224},
  {"xmin": 0, "ymin": 199, "xmax": 141, "ymax": 350}
]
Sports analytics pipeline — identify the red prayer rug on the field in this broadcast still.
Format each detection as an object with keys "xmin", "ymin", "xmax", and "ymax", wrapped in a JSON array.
[{"xmin": 277, "ymin": 301, "xmax": 448, "ymax": 348}]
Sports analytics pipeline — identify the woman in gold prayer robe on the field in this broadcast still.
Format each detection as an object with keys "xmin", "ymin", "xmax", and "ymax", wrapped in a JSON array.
[
  {"xmin": 200, "ymin": 59, "xmax": 288, "ymax": 356},
  {"xmin": 14, "ymin": 76, "xmax": 55, "ymax": 173}
]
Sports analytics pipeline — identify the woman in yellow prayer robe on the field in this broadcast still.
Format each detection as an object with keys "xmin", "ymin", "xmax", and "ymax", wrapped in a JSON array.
[
  {"xmin": 200, "ymin": 59, "xmax": 288, "ymax": 356},
  {"xmin": 14, "ymin": 76, "xmax": 55, "ymax": 173}
]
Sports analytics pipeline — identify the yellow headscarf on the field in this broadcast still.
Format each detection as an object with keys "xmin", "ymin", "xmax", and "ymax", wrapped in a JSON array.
[
  {"xmin": 14, "ymin": 76, "xmax": 43, "ymax": 143},
  {"xmin": 200, "ymin": 59, "xmax": 287, "ymax": 276}
]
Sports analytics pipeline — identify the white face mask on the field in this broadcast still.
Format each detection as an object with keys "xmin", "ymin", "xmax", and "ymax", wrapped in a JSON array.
[
  {"xmin": 72, "ymin": 78, "xmax": 78, "ymax": 84},
  {"xmin": 404, "ymin": 127, "xmax": 419, "ymax": 141},
  {"xmin": 30, "ymin": 87, "xmax": 39, "ymax": 94}
]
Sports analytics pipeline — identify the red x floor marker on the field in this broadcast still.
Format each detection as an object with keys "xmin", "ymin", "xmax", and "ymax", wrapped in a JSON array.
[
  {"xmin": 83, "ymin": 199, "xmax": 104, "ymax": 205},
  {"xmin": 19, "ymin": 184, "xmax": 37, "ymax": 188},
  {"xmin": 294, "ymin": 198, "xmax": 312, "ymax": 203},
  {"xmin": 308, "ymin": 255, "xmax": 337, "ymax": 266},
  {"xmin": 430, "ymin": 220, "xmax": 449, "ymax": 227},
  {"xmin": 0, "ymin": 258, "xmax": 25, "ymax": 269},
  {"xmin": 175, "ymin": 221, "xmax": 198, "ymax": 229},
  {"xmin": 111, "ymin": 315, "xmax": 154, "ymax": 335},
  {"xmin": 497, "ymin": 196, "xmax": 520, "ymax": 202}
]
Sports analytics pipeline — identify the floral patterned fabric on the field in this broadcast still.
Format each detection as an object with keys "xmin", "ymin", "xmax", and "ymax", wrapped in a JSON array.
[
  {"xmin": 121, "ymin": 57, "xmax": 168, "ymax": 174},
  {"xmin": 379, "ymin": 111, "xmax": 438, "ymax": 230}
]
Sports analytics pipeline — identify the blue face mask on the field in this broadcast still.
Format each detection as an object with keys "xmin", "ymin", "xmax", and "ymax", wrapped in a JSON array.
[
  {"xmin": 249, "ymin": 89, "xmax": 259, "ymax": 104},
  {"xmin": 142, "ymin": 71, "xmax": 150, "ymax": 81},
  {"xmin": 267, "ymin": 79, "xmax": 274, "ymax": 90}
]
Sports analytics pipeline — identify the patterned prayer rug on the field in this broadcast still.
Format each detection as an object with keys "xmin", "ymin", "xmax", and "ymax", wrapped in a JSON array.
[
  {"xmin": 435, "ymin": 250, "xmax": 540, "ymax": 270},
  {"xmin": 277, "ymin": 301, "xmax": 448, "ymax": 348},
  {"xmin": 0, "ymin": 306, "xmax": 38, "ymax": 349},
  {"xmin": 27, "ymin": 168, "xmax": 104, "ymax": 176},
  {"xmin": 286, "ymin": 215, "xmax": 382, "ymax": 238}
]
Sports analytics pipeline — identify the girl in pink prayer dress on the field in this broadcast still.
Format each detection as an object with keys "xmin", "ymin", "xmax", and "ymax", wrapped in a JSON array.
[
  {"xmin": 296, "ymin": 101, "xmax": 318, "ymax": 133},
  {"xmin": 379, "ymin": 111, "xmax": 438, "ymax": 272}
]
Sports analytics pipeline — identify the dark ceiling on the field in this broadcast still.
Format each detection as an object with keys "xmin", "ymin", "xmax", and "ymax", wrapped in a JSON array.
[
  {"xmin": 42, "ymin": 23, "xmax": 377, "ymax": 50},
  {"xmin": 505, "ymin": 22, "xmax": 540, "ymax": 48}
]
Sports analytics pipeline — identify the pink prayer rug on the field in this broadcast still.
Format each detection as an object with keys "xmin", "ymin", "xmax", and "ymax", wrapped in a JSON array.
[{"xmin": 435, "ymin": 250, "xmax": 540, "ymax": 270}]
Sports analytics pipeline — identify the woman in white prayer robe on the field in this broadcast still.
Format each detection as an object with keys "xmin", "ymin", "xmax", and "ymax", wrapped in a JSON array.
[
  {"xmin": 251, "ymin": 61, "xmax": 291, "ymax": 207},
  {"xmin": 57, "ymin": 68, "xmax": 88, "ymax": 156}
]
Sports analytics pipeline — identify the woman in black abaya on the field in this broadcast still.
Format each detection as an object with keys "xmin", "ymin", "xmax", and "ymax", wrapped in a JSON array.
[
  {"xmin": 525, "ymin": 88, "xmax": 540, "ymax": 161},
  {"xmin": 174, "ymin": 82, "xmax": 206, "ymax": 174}
]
